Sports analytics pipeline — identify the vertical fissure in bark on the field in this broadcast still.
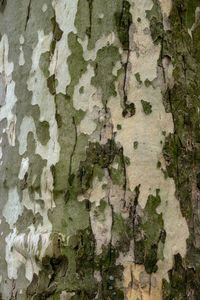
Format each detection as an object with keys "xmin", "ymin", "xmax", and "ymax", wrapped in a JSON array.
[
  {"xmin": 87, "ymin": 0, "xmax": 93, "ymax": 39},
  {"xmin": 68, "ymin": 116, "xmax": 78, "ymax": 187},
  {"xmin": 25, "ymin": 0, "xmax": 32, "ymax": 31}
]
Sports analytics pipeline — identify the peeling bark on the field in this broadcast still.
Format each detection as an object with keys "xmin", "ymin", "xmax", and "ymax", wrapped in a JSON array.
[{"xmin": 0, "ymin": 0, "xmax": 199, "ymax": 299}]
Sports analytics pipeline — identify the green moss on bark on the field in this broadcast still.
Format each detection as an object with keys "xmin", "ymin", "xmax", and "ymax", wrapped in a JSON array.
[
  {"xmin": 115, "ymin": 0, "xmax": 132, "ymax": 50},
  {"xmin": 141, "ymin": 100, "xmax": 152, "ymax": 115},
  {"xmin": 147, "ymin": 0, "xmax": 200, "ymax": 297},
  {"xmin": 36, "ymin": 121, "xmax": 50, "ymax": 145},
  {"xmin": 143, "ymin": 190, "xmax": 165, "ymax": 273},
  {"xmin": 26, "ymin": 0, "xmax": 135, "ymax": 298},
  {"xmin": 91, "ymin": 45, "xmax": 121, "ymax": 108},
  {"xmin": 66, "ymin": 32, "xmax": 88, "ymax": 98}
]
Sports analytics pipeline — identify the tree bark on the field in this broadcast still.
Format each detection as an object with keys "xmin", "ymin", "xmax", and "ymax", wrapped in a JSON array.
[{"xmin": 0, "ymin": 0, "xmax": 199, "ymax": 299}]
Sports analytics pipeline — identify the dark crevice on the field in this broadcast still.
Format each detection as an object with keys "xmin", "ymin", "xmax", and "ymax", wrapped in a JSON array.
[
  {"xmin": 0, "ymin": 0, "xmax": 7, "ymax": 13},
  {"xmin": 166, "ymin": 89, "xmax": 181, "ymax": 192},
  {"xmin": 121, "ymin": 147, "xmax": 127, "ymax": 209},
  {"xmin": 87, "ymin": 0, "xmax": 93, "ymax": 39},
  {"xmin": 107, "ymin": 167, "xmax": 114, "ymax": 265},
  {"xmin": 122, "ymin": 48, "xmax": 130, "ymax": 107},
  {"xmin": 147, "ymin": 0, "xmax": 200, "ymax": 298},
  {"xmin": 68, "ymin": 116, "xmax": 78, "ymax": 186},
  {"xmin": 50, "ymin": 13, "xmax": 63, "ymax": 56},
  {"xmin": 182, "ymin": 54, "xmax": 187, "ymax": 81},
  {"xmin": 25, "ymin": 0, "xmax": 32, "ymax": 31},
  {"xmin": 9, "ymin": 280, "xmax": 17, "ymax": 300}
]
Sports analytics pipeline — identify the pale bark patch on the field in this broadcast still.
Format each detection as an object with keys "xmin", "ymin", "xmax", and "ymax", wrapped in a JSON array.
[
  {"xmin": 107, "ymin": 0, "xmax": 189, "ymax": 292},
  {"xmin": 50, "ymin": 0, "xmax": 78, "ymax": 94},
  {"xmin": 3, "ymin": 187, "xmax": 22, "ymax": 229},
  {"xmin": 0, "ymin": 35, "xmax": 17, "ymax": 146},
  {"xmin": 18, "ymin": 157, "xmax": 29, "ymax": 180},
  {"xmin": 124, "ymin": 263, "xmax": 162, "ymax": 300}
]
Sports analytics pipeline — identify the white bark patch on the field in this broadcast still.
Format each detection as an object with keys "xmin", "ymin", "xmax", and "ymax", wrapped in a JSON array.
[
  {"xmin": 0, "ymin": 35, "xmax": 17, "ymax": 146},
  {"xmin": 42, "ymin": 4, "xmax": 48, "ymax": 13},
  {"xmin": 19, "ymin": 48, "xmax": 25, "ymax": 66},
  {"xmin": 18, "ymin": 116, "xmax": 35, "ymax": 155},
  {"xmin": 90, "ymin": 200, "xmax": 112, "ymax": 255},
  {"xmin": 18, "ymin": 157, "xmax": 29, "ymax": 180},
  {"xmin": 27, "ymin": 30, "xmax": 60, "ymax": 166},
  {"xmin": 0, "ymin": 137, "xmax": 2, "ymax": 161},
  {"xmin": 3, "ymin": 187, "xmax": 22, "ymax": 229},
  {"xmin": 5, "ymin": 228, "xmax": 26, "ymax": 280},
  {"xmin": 73, "ymin": 33, "xmax": 118, "ymax": 136},
  {"xmin": 73, "ymin": 64, "xmax": 102, "ymax": 135},
  {"xmin": 5, "ymin": 167, "xmax": 54, "ymax": 281},
  {"xmin": 108, "ymin": 0, "xmax": 189, "ymax": 292},
  {"xmin": 5, "ymin": 30, "xmax": 61, "ymax": 282},
  {"xmin": 79, "ymin": 174, "xmax": 113, "ymax": 255},
  {"xmin": 0, "ymin": 73, "xmax": 6, "ymax": 106},
  {"xmin": 49, "ymin": 0, "xmax": 78, "ymax": 94},
  {"xmin": 79, "ymin": 112, "xmax": 97, "ymax": 135},
  {"xmin": 19, "ymin": 35, "xmax": 25, "ymax": 66},
  {"xmin": 188, "ymin": 6, "xmax": 200, "ymax": 36},
  {"xmin": 78, "ymin": 175, "xmax": 107, "ymax": 206},
  {"xmin": 79, "ymin": 32, "xmax": 116, "ymax": 61}
]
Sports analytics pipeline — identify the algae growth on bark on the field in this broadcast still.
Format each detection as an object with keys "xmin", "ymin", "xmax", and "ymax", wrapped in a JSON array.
[{"xmin": 0, "ymin": 0, "xmax": 199, "ymax": 299}]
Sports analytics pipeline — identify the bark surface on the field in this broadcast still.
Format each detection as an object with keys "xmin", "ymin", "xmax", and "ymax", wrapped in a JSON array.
[{"xmin": 0, "ymin": 0, "xmax": 199, "ymax": 299}]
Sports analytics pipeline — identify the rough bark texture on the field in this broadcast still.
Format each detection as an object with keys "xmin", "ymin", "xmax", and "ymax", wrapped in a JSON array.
[{"xmin": 0, "ymin": 0, "xmax": 199, "ymax": 299}]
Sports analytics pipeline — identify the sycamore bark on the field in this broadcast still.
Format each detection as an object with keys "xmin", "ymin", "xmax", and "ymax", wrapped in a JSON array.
[{"xmin": 0, "ymin": 0, "xmax": 199, "ymax": 299}]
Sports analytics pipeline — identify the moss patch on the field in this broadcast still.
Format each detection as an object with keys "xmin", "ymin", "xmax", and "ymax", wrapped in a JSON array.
[
  {"xmin": 133, "ymin": 189, "xmax": 165, "ymax": 274},
  {"xmin": 135, "ymin": 72, "xmax": 142, "ymax": 84},
  {"xmin": 66, "ymin": 32, "xmax": 88, "ymax": 98},
  {"xmin": 147, "ymin": 0, "xmax": 200, "ymax": 296},
  {"xmin": 36, "ymin": 121, "xmax": 50, "ymax": 145},
  {"xmin": 115, "ymin": 0, "xmax": 132, "ymax": 50},
  {"xmin": 91, "ymin": 45, "xmax": 121, "ymax": 108},
  {"xmin": 133, "ymin": 141, "xmax": 138, "ymax": 149},
  {"xmin": 141, "ymin": 99, "xmax": 152, "ymax": 115}
]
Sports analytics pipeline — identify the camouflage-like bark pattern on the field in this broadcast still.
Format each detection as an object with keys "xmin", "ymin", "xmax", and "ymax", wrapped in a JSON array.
[{"xmin": 0, "ymin": 0, "xmax": 198, "ymax": 299}]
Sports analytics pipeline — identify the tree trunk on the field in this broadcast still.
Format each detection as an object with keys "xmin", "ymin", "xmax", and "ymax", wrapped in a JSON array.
[{"xmin": 0, "ymin": 0, "xmax": 199, "ymax": 299}]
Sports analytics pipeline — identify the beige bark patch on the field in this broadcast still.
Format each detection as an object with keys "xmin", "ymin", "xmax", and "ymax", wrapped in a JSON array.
[
  {"xmin": 159, "ymin": 0, "xmax": 172, "ymax": 17},
  {"xmin": 108, "ymin": 0, "xmax": 189, "ymax": 288},
  {"xmin": 60, "ymin": 291, "xmax": 75, "ymax": 300},
  {"xmin": 90, "ymin": 201, "xmax": 112, "ymax": 255},
  {"xmin": 159, "ymin": 0, "xmax": 172, "ymax": 30},
  {"xmin": 73, "ymin": 64, "xmax": 102, "ymax": 135},
  {"xmin": 78, "ymin": 174, "xmax": 113, "ymax": 254},
  {"xmin": 124, "ymin": 263, "xmax": 162, "ymax": 300}
]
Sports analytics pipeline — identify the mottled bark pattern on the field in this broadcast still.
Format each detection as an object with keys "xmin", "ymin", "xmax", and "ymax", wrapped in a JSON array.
[
  {"xmin": 0, "ymin": 0, "xmax": 199, "ymax": 299},
  {"xmin": 155, "ymin": 1, "xmax": 200, "ymax": 299}
]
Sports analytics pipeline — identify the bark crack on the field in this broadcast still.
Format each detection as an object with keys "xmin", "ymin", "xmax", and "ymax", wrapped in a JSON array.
[
  {"xmin": 107, "ymin": 168, "xmax": 114, "ymax": 263},
  {"xmin": 25, "ymin": 0, "xmax": 32, "ymax": 31},
  {"xmin": 68, "ymin": 116, "xmax": 78, "ymax": 186},
  {"xmin": 87, "ymin": 0, "xmax": 93, "ymax": 39},
  {"xmin": 123, "ymin": 48, "xmax": 130, "ymax": 106}
]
